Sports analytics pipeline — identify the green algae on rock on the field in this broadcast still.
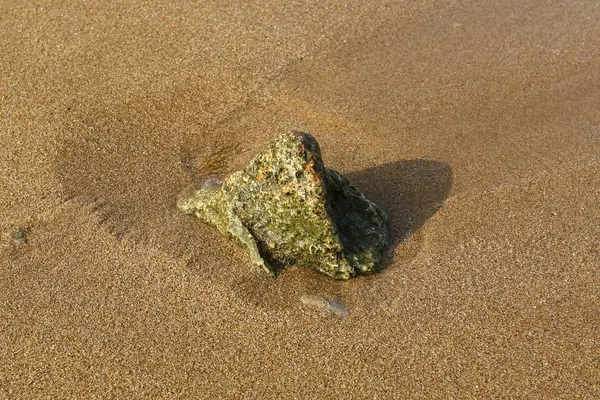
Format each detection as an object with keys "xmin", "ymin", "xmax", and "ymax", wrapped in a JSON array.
[{"xmin": 178, "ymin": 131, "xmax": 388, "ymax": 280}]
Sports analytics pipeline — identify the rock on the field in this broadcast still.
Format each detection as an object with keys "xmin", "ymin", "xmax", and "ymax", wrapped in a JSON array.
[{"xmin": 178, "ymin": 131, "xmax": 388, "ymax": 279}]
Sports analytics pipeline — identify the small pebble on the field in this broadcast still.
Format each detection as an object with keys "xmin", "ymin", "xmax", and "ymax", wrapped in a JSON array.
[
  {"xmin": 10, "ymin": 227, "xmax": 29, "ymax": 244},
  {"xmin": 197, "ymin": 174, "xmax": 225, "ymax": 190},
  {"xmin": 300, "ymin": 295, "xmax": 349, "ymax": 318}
]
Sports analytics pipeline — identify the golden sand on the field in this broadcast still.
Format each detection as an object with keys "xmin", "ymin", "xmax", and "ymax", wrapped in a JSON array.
[{"xmin": 1, "ymin": 1, "xmax": 599, "ymax": 398}]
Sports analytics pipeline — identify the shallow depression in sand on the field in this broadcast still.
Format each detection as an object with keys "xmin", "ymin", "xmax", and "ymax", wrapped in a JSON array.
[{"xmin": 54, "ymin": 95, "xmax": 452, "ymax": 313}]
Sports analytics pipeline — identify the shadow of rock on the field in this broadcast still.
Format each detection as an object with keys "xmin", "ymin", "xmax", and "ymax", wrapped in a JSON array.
[
  {"xmin": 345, "ymin": 160, "xmax": 453, "ymax": 266},
  {"xmin": 231, "ymin": 160, "xmax": 452, "ymax": 310}
]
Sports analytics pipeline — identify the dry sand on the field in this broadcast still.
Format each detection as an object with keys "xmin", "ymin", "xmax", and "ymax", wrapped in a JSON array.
[{"xmin": 1, "ymin": 0, "xmax": 599, "ymax": 398}]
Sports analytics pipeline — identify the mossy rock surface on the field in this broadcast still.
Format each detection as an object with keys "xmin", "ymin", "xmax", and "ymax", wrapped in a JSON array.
[{"xmin": 178, "ymin": 131, "xmax": 388, "ymax": 280}]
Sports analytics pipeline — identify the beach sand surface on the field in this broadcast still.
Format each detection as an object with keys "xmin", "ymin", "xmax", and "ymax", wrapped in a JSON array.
[{"xmin": 1, "ymin": 0, "xmax": 599, "ymax": 398}]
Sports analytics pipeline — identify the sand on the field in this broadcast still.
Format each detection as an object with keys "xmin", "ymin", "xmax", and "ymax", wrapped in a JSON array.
[{"xmin": 1, "ymin": 0, "xmax": 599, "ymax": 398}]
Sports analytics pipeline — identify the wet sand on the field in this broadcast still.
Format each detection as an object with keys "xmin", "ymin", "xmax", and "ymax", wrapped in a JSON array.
[{"xmin": 1, "ymin": 0, "xmax": 599, "ymax": 398}]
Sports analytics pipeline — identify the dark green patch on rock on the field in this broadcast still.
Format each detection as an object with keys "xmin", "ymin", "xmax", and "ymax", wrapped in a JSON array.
[{"xmin": 178, "ymin": 131, "xmax": 388, "ymax": 280}]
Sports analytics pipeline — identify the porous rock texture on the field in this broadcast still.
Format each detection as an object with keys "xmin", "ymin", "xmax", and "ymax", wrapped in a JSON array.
[{"xmin": 178, "ymin": 131, "xmax": 387, "ymax": 280}]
